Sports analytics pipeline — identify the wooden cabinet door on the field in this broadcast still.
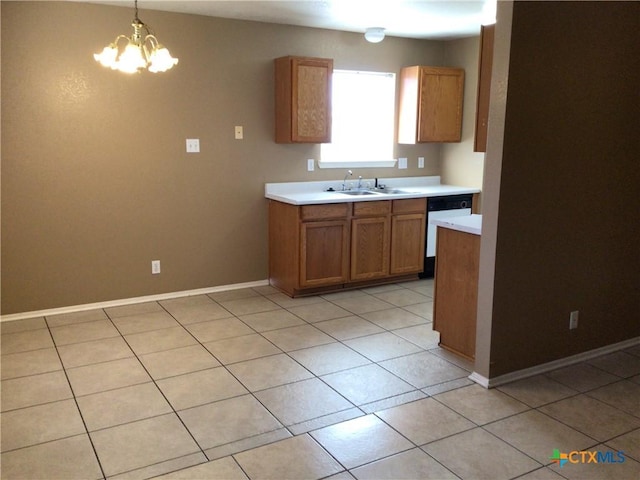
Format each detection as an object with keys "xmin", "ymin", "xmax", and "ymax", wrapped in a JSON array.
[
  {"xmin": 350, "ymin": 216, "xmax": 390, "ymax": 281},
  {"xmin": 390, "ymin": 213, "xmax": 426, "ymax": 274},
  {"xmin": 275, "ymin": 56, "xmax": 332, "ymax": 143},
  {"xmin": 398, "ymin": 66, "xmax": 464, "ymax": 143},
  {"xmin": 474, "ymin": 24, "xmax": 495, "ymax": 152},
  {"xmin": 300, "ymin": 220, "xmax": 349, "ymax": 287}
]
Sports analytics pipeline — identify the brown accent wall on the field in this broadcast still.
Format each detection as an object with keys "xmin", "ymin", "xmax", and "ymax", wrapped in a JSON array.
[
  {"xmin": 1, "ymin": 1, "xmax": 448, "ymax": 314},
  {"xmin": 484, "ymin": 1, "xmax": 640, "ymax": 377}
]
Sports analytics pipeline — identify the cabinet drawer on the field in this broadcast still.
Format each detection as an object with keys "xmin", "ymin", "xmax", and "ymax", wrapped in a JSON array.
[
  {"xmin": 393, "ymin": 198, "xmax": 426, "ymax": 214},
  {"xmin": 353, "ymin": 201, "xmax": 391, "ymax": 217},
  {"xmin": 301, "ymin": 203, "xmax": 349, "ymax": 221}
]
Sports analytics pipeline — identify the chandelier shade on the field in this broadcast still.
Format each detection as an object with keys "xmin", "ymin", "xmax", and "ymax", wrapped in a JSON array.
[{"xmin": 94, "ymin": 0, "xmax": 178, "ymax": 74}]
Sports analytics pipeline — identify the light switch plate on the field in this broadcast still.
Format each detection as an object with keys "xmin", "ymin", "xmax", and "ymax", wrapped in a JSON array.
[
  {"xmin": 307, "ymin": 159, "xmax": 314, "ymax": 171},
  {"xmin": 418, "ymin": 157, "xmax": 425, "ymax": 168},
  {"xmin": 398, "ymin": 157, "xmax": 408, "ymax": 169},
  {"xmin": 186, "ymin": 139, "xmax": 200, "ymax": 153}
]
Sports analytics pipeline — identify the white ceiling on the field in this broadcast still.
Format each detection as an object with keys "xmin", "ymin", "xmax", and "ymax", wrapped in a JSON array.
[{"xmin": 81, "ymin": 0, "xmax": 497, "ymax": 40}]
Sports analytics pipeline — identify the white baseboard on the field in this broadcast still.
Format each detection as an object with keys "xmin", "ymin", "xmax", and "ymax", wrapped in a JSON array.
[
  {"xmin": 0, "ymin": 279, "xmax": 271, "ymax": 323},
  {"xmin": 469, "ymin": 336, "xmax": 640, "ymax": 388}
]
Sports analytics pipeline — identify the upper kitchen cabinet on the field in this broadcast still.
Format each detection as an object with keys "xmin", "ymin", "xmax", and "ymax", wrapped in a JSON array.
[
  {"xmin": 398, "ymin": 66, "xmax": 465, "ymax": 143},
  {"xmin": 274, "ymin": 56, "xmax": 333, "ymax": 143},
  {"xmin": 474, "ymin": 24, "xmax": 495, "ymax": 152}
]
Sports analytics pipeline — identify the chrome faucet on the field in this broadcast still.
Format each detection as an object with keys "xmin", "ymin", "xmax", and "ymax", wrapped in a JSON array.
[
  {"xmin": 357, "ymin": 176, "xmax": 363, "ymax": 189},
  {"xmin": 342, "ymin": 170, "xmax": 353, "ymax": 191}
]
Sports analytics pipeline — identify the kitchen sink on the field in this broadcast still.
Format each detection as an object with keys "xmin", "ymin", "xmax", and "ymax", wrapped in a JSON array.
[{"xmin": 339, "ymin": 190, "xmax": 383, "ymax": 196}]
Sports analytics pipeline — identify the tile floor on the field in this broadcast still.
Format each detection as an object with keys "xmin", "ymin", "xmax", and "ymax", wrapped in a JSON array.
[{"xmin": 1, "ymin": 279, "xmax": 639, "ymax": 479}]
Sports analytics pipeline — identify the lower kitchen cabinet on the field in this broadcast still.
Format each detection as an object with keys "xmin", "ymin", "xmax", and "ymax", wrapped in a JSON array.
[{"xmin": 268, "ymin": 198, "xmax": 426, "ymax": 296}]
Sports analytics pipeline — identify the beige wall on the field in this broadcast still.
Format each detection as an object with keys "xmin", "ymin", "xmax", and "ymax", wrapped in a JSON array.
[
  {"xmin": 1, "ymin": 1, "xmax": 454, "ymax": 314},
  {"xmin": 441, "ymin": 36, "xmax": 486, "ymax": 194},
  {"xmin": 477, "ymin": 0, "xmax": 640, "ymax": 378}
]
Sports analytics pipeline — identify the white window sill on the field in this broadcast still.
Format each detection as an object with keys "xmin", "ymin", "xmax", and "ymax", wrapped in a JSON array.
[{"xmin": 318, "ymin": 159, "xmax": 397, "ymax": 169}]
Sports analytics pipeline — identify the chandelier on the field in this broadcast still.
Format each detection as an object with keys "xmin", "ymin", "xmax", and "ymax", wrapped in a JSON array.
[{"xmin": 94, "ymin": 0, "xmax": 178, "ymax": 74}]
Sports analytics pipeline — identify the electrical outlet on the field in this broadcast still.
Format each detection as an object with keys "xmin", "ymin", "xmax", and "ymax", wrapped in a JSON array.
[
  {"xmin": 569, "ymin": 310, "xmax": 579, "ymax": 330},
  {"xmin": 186, "ymin": 139, "xmax": 200, "ymax": 153},
  {"xmin": 234, "ymin": 126, "xmax": 243, "ymax": 140},
  {"xmin": 418, "ymin": 157, "xmax": 425, "ymax": 168},
  {"xmin": 398, "ymin": 157, "xmax": 408, "ymax": 169},
  {"xmin": 151, "ymin": 260, "xmax": 161, "ymax": 275}
]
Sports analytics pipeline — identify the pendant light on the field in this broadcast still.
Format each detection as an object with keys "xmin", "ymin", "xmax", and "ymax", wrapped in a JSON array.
[{"xmin": 94, "ymin": 0, "xmax": 178, "ymax": 74}]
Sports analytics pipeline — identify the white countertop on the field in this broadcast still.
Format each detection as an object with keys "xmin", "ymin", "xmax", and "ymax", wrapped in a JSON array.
[
  {"xmin": 265, "ymin": 176, "xmax": 480, "ymax": 205},
  {"xmin": 431, "ymin": 214, "xmax": 482, "ymax": 235}
]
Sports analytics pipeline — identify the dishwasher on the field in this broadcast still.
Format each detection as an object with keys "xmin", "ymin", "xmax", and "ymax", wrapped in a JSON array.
[{"xmin": 420, "ymin": 194, "xmax": 473, "ymax": 278}]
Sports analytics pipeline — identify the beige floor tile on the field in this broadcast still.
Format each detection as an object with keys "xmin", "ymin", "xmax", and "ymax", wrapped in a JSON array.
[
  {"xmin": 331, "ymin": 296, "xmax": 394, "ymax": 315},
  {"xmin": 361, "ymin": 283, "xmax": 405, "ymax": 294},
  {"xmin": 266, "ymin": 292, "xmax": 326, "ymax": 308},
  {"xmin": 179, "ymin": 394, "xmax": 282, "ymax": 450},
  {"xmin": 252, "ymin": 285, "xmax": 280, "ymax": 296},
  {"xmin": 392, "ymin": 323, "xmax": 440, "ymax": 349},
  {"xmin": 311, "ymin": 414, "xmax": 413, "ymax": 469},
  {"xmin": 234, "ymin": 434, "xmax": 343, "ymax": 480},
  {"xmin": 157, "ymin": 367, "xmax": 248, "ymax": 410},
  {"xmin": 105, "ymin": 301, "xmax": 164, "ymax": 318},
  {"xmin": 0, "ymin": 328, "xmax": 54, "ymax": 354},
  {"xmin": 586, "ymin": 380, "xmax": 640, "ymax": 416},
  {"xmin": 262, "ymin": 324, "xmax": 335, "ymax": 351},
  {"xmin": 376, "ymin": 397, "xmax": 475, "ymax": 445},
  {"xmin": 344, "ymin": 332, "xmax": 423, "ymax": 362},
  {"xmin": 46, "ymin": 309, "xmax": 108, "ymax": 327},
  {"xmin": 434, "ymin": 384, "xmax": 530, "ymax": 425},
  {"xmin": 516, "ymin": 467, "xmax": 566, "ymax": 479},
  {"xmin": 125, "ymin": 326, "xmax": 197, "ymax": 355},
  {"xmin": 321, "ymin": 364, "xmax": 415, "ymax": 405},
  {"xmin": 379, "ymin": 351, "xmax": 469, "ymax": 388},
  {"xmin": 0, "ymin": 434, "xmax": 103, "ymax": 480},
  {"xmin": 547, "ymin": 444, "xmax": 640, "ymax": 480},
  {"xmin": 1, "ymin": 370, "xmax": 73, "ymax": 412},
  {"xmin": 497, "ymin": 374, "xmax": 579, "ymax": 407},
  {"xmin": 362, "ymin": 308, "xmax": 428, "ymax": 330},
  {"xmin": 0, "ymin": 317, "xmax": 47, "ymax": 334},
  {"xmin": 219, "ymin": 296, "xmax": 281, "ymax": 316},
  {"xmin": 204, "ymin": 333, "xmax": 281, "ymax": 365},
  {"xmin": 255, "ymin": 378, "xmax": 353, "ymax": 426},
  {"xmin": 428, "ymin": 346, "xmax": 475, "ymax": 371},
  {"xmin": 1, "ymin": 399, "xmax": 86, "ymax": 452},
  {"xmin": 113, "ymin": 452, "xmax": 207, "ymax": 480},
  {"xmin": 153, "ymin": 456, "xmax": 249, "ymax": 479},
  {"xmin": 57, "ymin": 336, "xmax": 134, "ymax": 368},
  {"xmin": 185, "ymin": 317, "xmax": 254, "ymax": 343},
  {"xmin": 606, "ymin": 428, "xmax": 640, "ymax": 462},
  {"xmin": 77, "ymin": 382, "xmax": 173, "ymax": 431},
  {"xmin": 371, "ymin": 289, "xmax": 431, "ymax": 307},
  {"xmin": 314, "ymin": 316, "xmax": 385, "ymax": 340},
  {"xmin": 287, "ymin": 301, "xmax": 353, "ymax": 323},
  {"xmin": 90, "ymin": 413, "xmax": 201, "ymax": 478},
  {"xmin": 539, "ymin": 394, "xmax": 640, "ymax": 441},
  {"xmin": 139, "ymin": 344, "xmax": 221, "ymax": 380},
  {"xmin": 360, "ymin": 390, "xmax": 427, "ymax": 414},
  {"xmin": 402, "ymin": 279, "xmax": 434, "ymax": 293},
  {"xmin": 588, "ymin": 351, "xmax": 640, "ymax": 378},
  {"xmin": 422, "ymin": 377, "xmax": 474, "ymax": 396},
  {"xmin": 161, "ymin": 297, "xmax": 233, "ymax": 325},
  {"xmin": 402, "ymin": 302, "xmax": 434, "ymax": 320},
  {"xmin": 422, "ymin": 427, "xmax": 541, "ymax": 480},
  {"xmin": 325, "ymin": 472, "xmax": 357, "ymax": 480},
  {"xmin": 546, "ymin": 362, "xmax": 621, "ymax": 392},
  {"xmin": 67, "ymin": 357, "xmax": 151, "ymax": 396},
  {"xmin": 50, "ymin": 319, "xmax": 120, "ymax": 346},
  {"xmin": 238, "ymin": 309, "xmax": 306, "ymax": 332},
  {"xmin": 289, "ymin": 342, "xmax": 371, "ymax": 376},
  {"xmin": 289, "ymin": 408, "xmax": 364, "ymax": 435},
  {"xmin": 204, "ymin": 429, "xmax": 291, "ymax": 461},
  {"xmin": 321, "ymin": 290, "xmax": 368, "ymax": 301},
  {"xmin": 351, "ymin": 447, "xmax": 457, "ymax": 480},
  {"xmin": 208, "ymin": 288, "xmax": 260, "ymax": 302},
  {"xmin": 0, "ymin": 348, "xmax": 62, "ymax": 380},
  {"xmin": 485, "ymin": 410, "xmax": 597, "ymax": 464},
  {"xmin": 111, "ymin": 311, "xmax": 179, "ymax": 334},
  {"xmin": 227, "ymin": 353, "xmax": 313, "ymax": 391}
]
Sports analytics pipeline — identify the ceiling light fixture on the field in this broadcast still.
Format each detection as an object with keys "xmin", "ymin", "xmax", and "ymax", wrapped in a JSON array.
[
  {"xmin": 94, "ymin": 0, "xmax": 178, "ymax": 74},
  {"xmin": 364, "ymin": 27, "xmax": 385, "ymax": 43}
]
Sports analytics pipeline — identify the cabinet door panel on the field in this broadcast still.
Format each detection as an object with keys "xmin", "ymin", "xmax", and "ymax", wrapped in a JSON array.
[
  {"xmin": 350, "ymin": 217, "xmax": 390, "ymax": 281},
  {"xmin": 300, "ymin": 220, "xmax": 349, "ymax": 287},
  {"xmin": 390, "ymin": 213, "xmax": 426, "ymax": 274},
  {"xmin": 418, "ymin": 69, "xmax": 464, "ymax": 142}
]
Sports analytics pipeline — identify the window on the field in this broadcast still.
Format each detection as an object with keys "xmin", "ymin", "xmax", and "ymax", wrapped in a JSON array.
[{"xmin": 319, "ymin": 70, "xmax": 396, "ymax": 168}]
